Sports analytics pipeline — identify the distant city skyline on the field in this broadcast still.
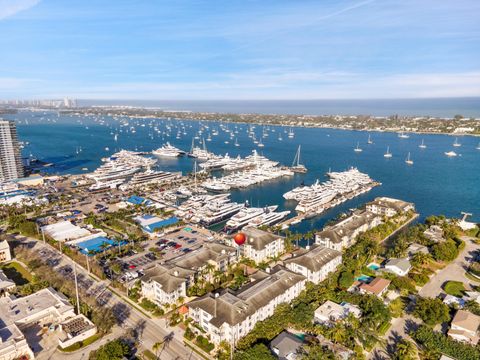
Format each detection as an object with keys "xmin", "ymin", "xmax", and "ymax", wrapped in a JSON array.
[{"xmin": 0, "ymin": 0, "xmax": 479, "ymax": 100}]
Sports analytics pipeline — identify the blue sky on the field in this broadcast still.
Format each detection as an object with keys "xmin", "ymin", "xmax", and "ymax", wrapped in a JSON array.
[{"xmin": 0, "ymin": 0, "xmax": 479, "ymax": 99}]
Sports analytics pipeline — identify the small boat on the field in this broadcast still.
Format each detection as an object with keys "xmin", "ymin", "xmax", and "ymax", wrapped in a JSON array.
[
  {"xmin": 453, "ymin": 138, "xmax": 461, "ymax": 147},
  {"xmin": 405, "ymin": 152, "xmax": 413, "ymax": 165},
  {"xmin": 258, "ymin": 139, "xmax": 264, "ymax": 147},
  {"xmin": 234, "ymin": 138, "xmax": 240, "ymax": 147},
  {"xmin": 419, "ymin": 139, "xmax": 426, "ymax": 149},
  {"xmin": 398, "ymin": 132, "xmax": 410, "ymax": 139},
  {"xmin": 105, "ymin": 147, "xmax": 110, "ymax": 151},
  {"xmin": 476, "ymin": 142, "xmax": 480, "ymax": 150},
  {"xmin": 288, "ymin": 128, "xmax": 295, "ymax": 138},
  {"xmin": 445, "ymin": 151, "xmax": 457, "ymax": 157},
  {"xmin": 384, "ymin": 146, "xmax": 392, "ymax": 158},
  {"xmin": 354, "ymin": 142, "xmax": 362, "ymax": 152},
  {"xmin": 367, "ymin": 134, "xmax": 373, "ymax": 144}
]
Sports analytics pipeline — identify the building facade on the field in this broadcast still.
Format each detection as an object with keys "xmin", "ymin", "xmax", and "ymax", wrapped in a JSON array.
[
  {"xmin": 284, "ymin": 245, "xmax": 342, "ymax": 284},
  {"xmin": 0, "ymin": 120, "xmax": 24, "ymax": 182},
  {"xmin": 241, "ymin": 227, "xmax": 285, "ymax": 264},
  {"xmin": 188, "ymin": 267, "xmax": 306, "ymax": 344}
]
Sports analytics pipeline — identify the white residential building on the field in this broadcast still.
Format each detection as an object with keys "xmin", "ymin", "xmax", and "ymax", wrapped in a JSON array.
[
  {"xmin": 0, "ymin": 270, "xmax": 15, "ymax": 297},
  {"xmin": 188, "ymin": 266, "xmax": 306, "ymax": 344},
  {"xmin": 366, "ymin": 197, "xmax": 415, "ymax": 218},
  {"xmin": 448, "ymin": 310, "xmax": 480, "ymax": 345},
  {"xmin": 384, "ymin": 258, "xmax": 412, "ymax": 276},
  {"xmin": 0, "ymin": 240, "xmax": 11, "ymax": 263},
  {"xmin": 284, "ymin": 245, "xmax": 342, "ymax": 284},
  {"xmin": 241, "ymin": 227, "xmax": 285, "ymax": 264},
  {"xmin": 314, "ymin": 300, "xmax": 362, "ymax": 324},
  {"xmin": 315, "ymin": 210, "xmax": 382, "ymax": 251},
  {"xmin": 141, "ymin": 264, "xmax": 191, "ymax": 306}
]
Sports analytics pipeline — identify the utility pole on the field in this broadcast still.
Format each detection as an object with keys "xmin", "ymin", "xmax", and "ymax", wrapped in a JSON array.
[
  {"xmin": 85, "ymin": 249, "xmax": 90, "ymax": 273},
  {"xmin": 73, "ymin": 262, "xmax": 81, "ymax": 315}
]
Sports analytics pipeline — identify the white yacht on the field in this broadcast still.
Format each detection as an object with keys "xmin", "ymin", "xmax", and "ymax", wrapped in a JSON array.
[
  {"xmin": 295, "ymin": 191, "xmax": 337, "ymax": 213},
  {"xmin": 197, "ymin": 202, "xmax": 245, "ymax": 227},
  {"xmin": 354, "ymin": 142, "xmax": 363, "ymax": 152},
  {"xmin": 367, "ymin": 134, "xmax": 373, "ymax": 144},
  {"xmin": 153, "ymin": 142, "xmax": 185, "ymax": 157},
  {"xmin": 384, "ymin": 146, "xmax": 392, "ymax": 158},
  {"xmin": 398, "ymin": 132, "xmax": 410, "ymax": 139},
  {"xmin": 248, "ymin": 210, "xmax": 291, "ymax": 228},
  {"xmin": 419, "ymin": 139, "xmax": 427, "ymax": 149},
  {"xmin": 405, "ymin": 152, "xmax": 413, "ymax": 165},
  {"xmin": 127, "ymin": 170, "xmax": 181, "ymax": 188},
  {"xmin": 288, "ymin": 128, "xmax": 295, "ymax": 138},
  {"xmin": 224, "ymin": 205, "xmax": 278, "ymax": 233},
  {"xmin": 453, "ymin": 138, "xmax": 461, "ymax": 147},
  {"xmin": 445, "ymin": 151, "xmax": 457, "ymax": 157}
]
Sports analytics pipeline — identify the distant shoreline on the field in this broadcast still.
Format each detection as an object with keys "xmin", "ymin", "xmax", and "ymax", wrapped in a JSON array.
[
  {"xmin": 60, "ymin": 106, "xmax": 480, "ymax": 138},
  {"xmin": 4, "ymin": 105, "xmax": 480, "ymax": 137}
]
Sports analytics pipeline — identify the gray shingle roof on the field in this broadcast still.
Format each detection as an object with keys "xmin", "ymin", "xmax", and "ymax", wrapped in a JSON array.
[
  {"xmin": 284, "ymin": 245, "xmax": 341, "ymax": 272},
  {"xmin": 241, "ymin": 227, "xmax": 284, "ymax": 251},
  {"xmin": 188, "ymin": 266, "xmax": 305, "ymax": 327}
]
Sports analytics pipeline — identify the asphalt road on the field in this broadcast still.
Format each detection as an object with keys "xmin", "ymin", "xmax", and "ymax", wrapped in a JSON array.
[
  {"xmin": 419, "ymin": 236, "xmax": 479, "ymax": 299},
  {"xmin": 15, "ymin": 235, "xmax": 201, "ymax": 360}
]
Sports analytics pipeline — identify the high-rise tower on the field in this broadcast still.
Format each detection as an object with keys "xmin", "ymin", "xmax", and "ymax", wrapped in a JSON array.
[{"xmin": 0, "ymin": 119, "xmax": 24, "ymax": 181}]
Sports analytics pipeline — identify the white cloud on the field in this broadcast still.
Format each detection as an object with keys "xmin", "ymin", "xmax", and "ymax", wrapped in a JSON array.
[
  {"xmin": 0, "ymin": 0, "xmax": 41, "ymax": 20},
  {"xmin": 36, "ymin": 70, "xmax": 478, "ymax": 100}
]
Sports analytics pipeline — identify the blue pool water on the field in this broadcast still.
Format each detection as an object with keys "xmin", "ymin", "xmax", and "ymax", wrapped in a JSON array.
[
  {"xmin": 356, "ymin": 275, "xmax": 373, "ymax": 283},
  {"xmin": 368, "ymin": 263, "xmax": 381, "ymax": 271}
]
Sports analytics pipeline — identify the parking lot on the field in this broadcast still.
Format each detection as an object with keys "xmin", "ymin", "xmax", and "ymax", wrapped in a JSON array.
[{"xmin": 152, "ymin": 225, "xmax": 213, "ymax": 260}]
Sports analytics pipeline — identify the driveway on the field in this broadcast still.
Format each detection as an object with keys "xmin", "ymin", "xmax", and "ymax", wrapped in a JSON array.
[{"xmin": 419, "ymin": 236, "xmax": 479, "ymax": 299}]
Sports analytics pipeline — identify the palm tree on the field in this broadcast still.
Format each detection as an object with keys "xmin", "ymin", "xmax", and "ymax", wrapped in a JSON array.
[
  {"xmin": 152, "ymin": 341, "xmax": 163, "ymax": 359},
  {"xmin": 411, "ymin": 252, "xmax": 431, "ymax": 267},
  {"xmin": 395, "ymin": 339, "xmax": 418, "ymax": 360},
  {"xmin": 304, "ymin": 231, "xmax": 314, "ymax": 247}
]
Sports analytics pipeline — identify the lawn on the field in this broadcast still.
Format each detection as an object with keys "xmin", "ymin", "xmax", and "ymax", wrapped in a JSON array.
[
  {"xmin": 1, "ymin": 261, "xmax": 32, "ymax": 285},
  {"xmin": 444, "ymin": 280, "xmax": 465, "ymax": 297}
]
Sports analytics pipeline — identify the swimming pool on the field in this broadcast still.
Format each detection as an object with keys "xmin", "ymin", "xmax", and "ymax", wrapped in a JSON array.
[
  {"xmin": 356, "ymin": 275, "xmax": 373, "ymax": 283},
  {"xmin": 367, "ymin": 263, "xmax": 381, "ymax": 271}
]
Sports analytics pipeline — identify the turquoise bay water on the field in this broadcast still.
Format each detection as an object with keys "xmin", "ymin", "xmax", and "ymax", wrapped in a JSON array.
[{"xmin": 9, "ymin": 111, "xmax": 480, "ymax": 233}]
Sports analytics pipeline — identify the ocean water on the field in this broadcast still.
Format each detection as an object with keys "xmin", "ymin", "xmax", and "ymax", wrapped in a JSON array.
[
  {"xmin": 80, "ymin": 98, "xmax": 480, "ymax": 118},
  {"xmin": 8, "ymin": 110, "xmax": 480, "ymax": 234}
]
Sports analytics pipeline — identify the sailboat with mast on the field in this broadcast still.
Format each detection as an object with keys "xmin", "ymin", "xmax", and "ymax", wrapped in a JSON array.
[
  {"xmin": 405, "ymin": 152, "xmax": 413, "ymax": 165},
  {"xmin": 384, "ymin": 146, "xmax": 392, "ymax": 158},
  {"xmin": 476, "ymin": 142, "xmax": 480, "ymax": 150},
  {"xmin": 291, "ymin": 145, "xmax": 307, "ymax": 173},
  {"xmin": 453, "ymin": 137, "xmax": 461, "ymax": 147},
  {"xmin": 354, "ymin": 142, "xmax": 363, "ymax": 152},
  {"xmin": 367, "ymin": 134, "xmax": 373, "ymax": 144},
  {"xmin": 419, "ymin": 139, "xmax": 426, "ymax": 149}
]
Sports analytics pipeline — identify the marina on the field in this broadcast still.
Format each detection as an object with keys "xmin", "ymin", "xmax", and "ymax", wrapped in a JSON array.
[{"xmin": 7, "ymin": 110, "xmax": 480, "ymax": 230}]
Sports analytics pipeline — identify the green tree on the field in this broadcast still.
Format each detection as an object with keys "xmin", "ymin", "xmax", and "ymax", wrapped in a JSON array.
[
  {"xmin": 89, "ymin": 339, "xmax": 129, "ymax": 360},
  {"xmin": 413, "ymin": 297, "xmax": 450, "ymax": 326},
  {"xmin": 233, "ymin": 343, "xmax": 276, "ymax": 360},
  {"xmin": 338, "ymin": 271, "xmax": 354, "ymax": 289},
  {"xmin": 395, "ymin": 339, "xmax": 419, "ymax": 360}
]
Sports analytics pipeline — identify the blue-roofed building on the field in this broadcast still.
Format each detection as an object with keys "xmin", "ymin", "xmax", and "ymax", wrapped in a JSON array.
[
  {"xmin": 127, "ymin": 195, "xmax": 145, "ymax": 206},
  {"xmin": 134, "ymin": 215, "xmax": 179, "ymax": 235}
]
